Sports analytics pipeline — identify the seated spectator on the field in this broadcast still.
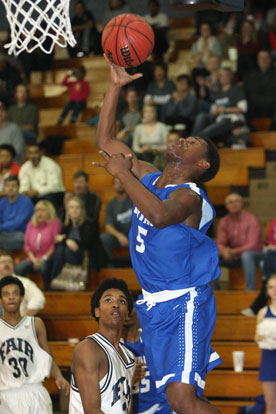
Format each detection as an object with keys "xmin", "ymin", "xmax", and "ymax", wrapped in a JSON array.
[
  {"xmin": 227, "ymin": 120, "xmax": 251, "ymax": 149},
  {"xmin": 153, "ymin": 129, "xmax": 181, "ymax": 171},
  {"xmin": 50, "ymin": 196, "xmax": 104, "ymax": 286},
  {"xmin": 144, "ymin": 0, "xmax": 169, "ymax": 60},
  {"xmin": 132, "ymin": 104, "xmax": 168, "ymax": 163},
  {"xmin": 0, "ymin": 251, "xmax": 45, "ymax": 316},
  {"xmin": 192, "ymin": 68, "xmax": 247, "ymax": 146},
  {"xmin": 116, "ymin": 88, "xmax": 142, "ymax": 147},
  {"xmin": 161, "ymin": 74, "xmax": 197, "ymax": 133},
  {"xmin": 144, "ymin": 62, "xmax": 176, "ymax": 120},
  {"xmin": 236, "ymin": 19, "xmax": 262, "ymax": 81},
  {"xmin": 216, "ymin": 192, "xmax": 262, "ymax": 291},
  {"xmin": 68, "ymin": 0, "xmax": 101, "ymax": 57},
  {"xmin": 100, "ymin": 178, "xmax": 133, "ymax": 266},
  {"xmin": 0, "ymin": 176, "xmax": 34, "ymax": 251},
  {"xmin": 0, "ymin": 101, "xmax": 25, "ymax": 164},
  {"xmin": 102, "ymin": 0, "xmax": 131, "ymax": 27},
  {"xmin": 0, "ymin": 144, "xmax": 21, "ymax": 196},
  {"xmin": 244, "ymin": 50, "xmax": 276, "ymax": 130},
  {"xmin": 0, "ymin": 53, "xmax": 22, "ymax": 106},
  {"xmin": 14, "ymin": 200, "xmax": 61, "ymax": 291},
  {"xmin": 194, "ymin": 55, "xmax": 221, "ymax": 104},
  {"xmin": 58, "ymin": 66, "xmax": 90, "ymax": 124},
  {"xmin": 7, "ymin": 84, "xmax": 39, "ymax": 145},
  {"xmin": 190, "ymin": 22, "xmax": 222, "ymax": 80},
  {"xmin": 19, "ymin": 143, "xmax": 65, "ymax": 209},
  {"xmin": 62, "ymin": 170, "xmax": 101, "ymax": 233},
  {"xmin": 242, "ymin": 218, "xmax": 276, "ymax": 316}
]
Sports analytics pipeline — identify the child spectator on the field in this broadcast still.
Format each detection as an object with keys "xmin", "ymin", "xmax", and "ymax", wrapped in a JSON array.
[{"xmin": 58, "ymin": 66, "xmax": 90, "ymax": 124}]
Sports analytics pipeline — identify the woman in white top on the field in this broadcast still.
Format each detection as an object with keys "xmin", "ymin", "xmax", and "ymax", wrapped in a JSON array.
[{"xmin": 132, "ymin": 104, "xmax": 168, "ymax": 163}]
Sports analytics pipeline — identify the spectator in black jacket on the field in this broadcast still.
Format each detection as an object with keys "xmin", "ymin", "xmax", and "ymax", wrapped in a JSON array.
[
  {"xmin": 62, "ymin": 170, "xmax": 100, "ymax": 233},
  {"xmin": 50, "ymin": 196, "xmax": 105, "ymax": 283},
  {"xmin": 244, "ymin": 49, "xmax": 276, "ymax": 130}
]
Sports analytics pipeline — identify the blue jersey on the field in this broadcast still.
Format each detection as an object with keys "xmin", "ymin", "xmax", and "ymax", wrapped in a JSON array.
[
  {"xmin": 125, "ymin": 337, "xmax": 172, "ymax": 414},
  {"xmin": 129, "ymin": 172, "xmax": 220, "ymax": 292}
]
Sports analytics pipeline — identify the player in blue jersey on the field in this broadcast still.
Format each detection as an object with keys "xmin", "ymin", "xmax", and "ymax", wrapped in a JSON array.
[
  {"xmin": 123, "ymin": 303, "xmax": 174, "ymax": 414},
  {"xmin": 93, "ymin": 55, "xmax": 222, "ymax": 414}
]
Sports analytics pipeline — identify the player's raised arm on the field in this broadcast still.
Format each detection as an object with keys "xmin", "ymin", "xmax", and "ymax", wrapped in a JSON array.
[
  {"xmin": 95, "ymin": 56, "xmax": 157, "ymax": 180},
  {"xmin": 71, "ymin": 339, "xmax": 104, "ymax": 414}
]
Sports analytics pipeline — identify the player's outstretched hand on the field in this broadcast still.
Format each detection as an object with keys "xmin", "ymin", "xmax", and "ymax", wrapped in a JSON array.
[
  {"xmin": 55, "ymin": 375, "xmax": 70, "ymax": 395},
  {"xmin": 92, "ymin": 150, "xmax": 133, "ymax": 177},
  {"xmin": 104, "ymin": 54, "xmax": 143, "ymax": 87}
]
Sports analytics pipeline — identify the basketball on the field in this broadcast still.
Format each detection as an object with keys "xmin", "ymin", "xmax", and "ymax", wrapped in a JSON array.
[{"xmin": 101, "ymin": 14, "xmax": 155, "ymax": 68}]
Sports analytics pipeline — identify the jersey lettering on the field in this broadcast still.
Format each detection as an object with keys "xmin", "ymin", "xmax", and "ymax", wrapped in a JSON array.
[
  {"xmin": 136, "ymin": 226, "xmax": 148, "ymax": 253},
  {"xmin": 133, "ymin": 207, "xmax": 153, "ymax": 227},
  {"xmin": 111, "ymin": 376, "xmax": 131, "ymax": 412},
  {"xmin": 8, "ymin": 357, "xmax": 29, "ymax": 378},
  {"xmin": 0, "ymin": 337, "xmax": 34, "ymax": 364}
]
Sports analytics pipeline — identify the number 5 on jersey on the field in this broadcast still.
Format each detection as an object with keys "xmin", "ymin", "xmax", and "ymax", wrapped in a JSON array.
[{"xmin": 136, "ymin": 226, "xmax": 148, "ymax": 253}]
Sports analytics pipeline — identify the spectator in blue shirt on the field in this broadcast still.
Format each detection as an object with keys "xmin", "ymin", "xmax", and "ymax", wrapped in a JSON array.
[{"xmin": 0, "ymin": 175, "xmax": 34, "ymax": 250}]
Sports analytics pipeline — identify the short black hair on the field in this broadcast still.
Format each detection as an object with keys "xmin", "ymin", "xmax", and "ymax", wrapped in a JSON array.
[
  {"xmin": 4, "ymin": 175, "xmax": 20, "ymax": 186},
  {"xmin": 91, "ymin": 278, "xmax": 133, "ymax": 322},
  {"xmin": 73, "ymin": 170, "xmax": 89, "ymax": 182},
  {"xmin": 196, "ymin": 136, "xmax": 220, "ymax": 183},
  {"xmin": 0, "ymin": 143, "xmax": 16, "ymax": 158},
  {"xmin": 176, "ymin": 74, "xmax": 191, "ymax": 85},
  {"xmin": 0, "ymin": 275, "xmax": 25, "ymax": 297},
  {"xmin": 27, "ymin": 142, "xmax": 43, "ymax": 150}
]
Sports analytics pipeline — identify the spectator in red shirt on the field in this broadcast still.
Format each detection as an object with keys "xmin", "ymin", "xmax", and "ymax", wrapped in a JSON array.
[
  {"xmin": 58, "ymin": 66, "xmax": 90, "ymax": 124},
  {"xmin": 216, "ymin": 192, "xmax": 262, "ymax": 290},
  {"xmin": 0, "ymin": 144, "xmax": 21, "ymax": 197}
]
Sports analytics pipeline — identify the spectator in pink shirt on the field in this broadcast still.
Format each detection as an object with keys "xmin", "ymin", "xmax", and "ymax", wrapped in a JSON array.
[
  {"xmin": 14, "ymin": 200, "xmax": 61, "ymax": 290},
  {"xmin": 58, "ymin": 66, "xmax": 90, "ymax": 124},
  {"xmin": 216, "ymin": 192, "xmax": 262, "ymax": 290}
]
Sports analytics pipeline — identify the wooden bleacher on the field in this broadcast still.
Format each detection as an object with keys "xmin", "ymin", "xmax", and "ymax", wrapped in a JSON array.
[{"xmin": 250, "ymin": 131, "xmax": 276, "ymax": 150}]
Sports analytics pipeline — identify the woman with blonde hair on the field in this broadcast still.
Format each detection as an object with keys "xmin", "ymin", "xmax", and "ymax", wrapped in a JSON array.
[
  {"xmin": 50, "ymin": 196, "xmax": 103, "ymax": 286},
  {"xmin": 132, "ymin": 103, "xmax": 168, "ymax": 163},
  {"xmin": 255, "ymin": 274, "xmax": 276, "ymax": 414},
  {"xmin": 14, "ymin": 200, "xmax": 61, "ymax": 290}
]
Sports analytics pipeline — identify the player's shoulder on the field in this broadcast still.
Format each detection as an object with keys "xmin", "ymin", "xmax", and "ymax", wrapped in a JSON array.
[{"xmin": 73, "ymin": 336, "xmax": 106, "ymax": 363}]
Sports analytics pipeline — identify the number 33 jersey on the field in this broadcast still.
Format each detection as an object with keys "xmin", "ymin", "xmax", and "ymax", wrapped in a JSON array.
[
  {"xmin": 0, "ymin": 316, "xmax": 52, "ymax": 390},
  {"xmin": 129, "ymin": 172, "xmax": 221, "ymax": 293}
]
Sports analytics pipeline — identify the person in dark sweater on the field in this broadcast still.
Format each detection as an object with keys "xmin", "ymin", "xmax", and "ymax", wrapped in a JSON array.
[
  {"xmin": 100, "ymin": 178, "xmax": 133, "ymax": 266},
  {"xmin": 51, "ymin": 196, "xmax": 105, "ymax": 283},
  {"xmin": 244, "ymin": 49, "xmax": 276, "ymax": 130}
]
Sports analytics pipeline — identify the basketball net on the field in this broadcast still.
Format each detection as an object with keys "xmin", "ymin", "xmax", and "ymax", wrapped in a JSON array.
[{"xmin": 1, "ymin": 0, "xmax": 76, "ymax": 55}]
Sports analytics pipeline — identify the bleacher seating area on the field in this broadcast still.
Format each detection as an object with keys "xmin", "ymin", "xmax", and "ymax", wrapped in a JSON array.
[{"xmin": 3, "ymin": 7, "xmax": 276, "ymax": 414}]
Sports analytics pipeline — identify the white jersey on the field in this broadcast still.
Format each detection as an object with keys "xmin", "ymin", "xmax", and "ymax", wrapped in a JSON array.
[
  {"xmin": 69, "ymin": 333, "xmax": 136, "ymax": 414},
  {"xmin": 0, "ymin": 316, "xmax": 52, "ymax": 390}
]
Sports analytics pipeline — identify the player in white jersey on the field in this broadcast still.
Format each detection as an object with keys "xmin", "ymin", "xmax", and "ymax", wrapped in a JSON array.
[
  {"xmin": 69, "ymin": 278, "xmax": 136, "ymax": 414},
  {"xmin": 0, "ymin": 275, "xmax": 70, "ymax": 414}
]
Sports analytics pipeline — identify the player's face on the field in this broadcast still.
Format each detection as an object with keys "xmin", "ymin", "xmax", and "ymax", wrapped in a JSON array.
[
  {"xmin": 0, "ymin": 256, "xmax": 15, "ymax": 277},
  {"xmin": 4, "ymin": 180, "xmax": 19, "ymax": 199},
  {"xmin": 0, "ymin": 149, "xmax": 13, "ymax": 168},
  {"xmin": 267, "ymin": 278, "xmax": 276, "ymax": 301},
  {"xmin": 166, "ymin": 136, "xmax": 208, "ymax": 166},
  {"xmin": 95, "ymin": 288, "xmax": 129, "ymax": 328},
  {"xmin": 74, "ymin": 176, "xmax": 88, "ymax": 196},
  {"xmin": 0, "ymin": 284, "xmax": 22, "ymax": 313},
  {"xmin": 225, "ymin": 194, "xmax": 243, "ymax": 214}
]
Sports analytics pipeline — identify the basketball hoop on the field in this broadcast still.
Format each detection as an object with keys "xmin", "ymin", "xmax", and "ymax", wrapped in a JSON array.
[{"xmin": 1, "ymin": 0, "xmax": 76, "ymax": 55}]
